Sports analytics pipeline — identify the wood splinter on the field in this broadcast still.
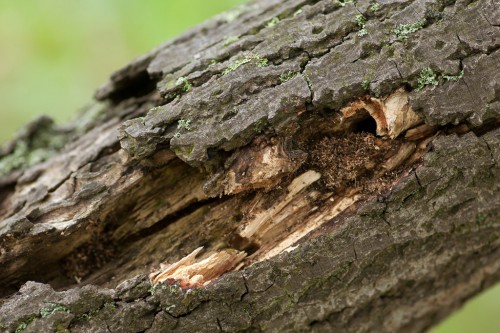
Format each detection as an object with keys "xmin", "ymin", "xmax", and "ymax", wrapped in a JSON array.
[
  {"xmin": 383, "ymin": 142, "xmax": 417, "ymax": 171},
  {"xmin": 149, "ymin": 247, "xmax": 246, "ymax": 288}
]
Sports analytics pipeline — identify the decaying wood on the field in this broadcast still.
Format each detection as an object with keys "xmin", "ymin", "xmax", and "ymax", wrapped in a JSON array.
[
  {"xmin": 340, "ymin": 88, "xmax": 422, "ymax": 138},
  {"xmin": 149, "ymin": 247, "xmax": 246, "ymax": 287},
  {"xmin": 0, "ymin": 0, "xmax": 499, "ymax": 332}
]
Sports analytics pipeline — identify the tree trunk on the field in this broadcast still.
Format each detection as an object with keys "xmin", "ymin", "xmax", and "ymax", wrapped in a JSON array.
[{"xmin": 0, "ymin": 0, "xmax": 498, "ymax": 332}]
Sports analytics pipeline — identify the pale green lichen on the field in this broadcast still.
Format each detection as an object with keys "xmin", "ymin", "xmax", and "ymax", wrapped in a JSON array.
[
  {"xmin": 223, "ymin": 58, "xmax": 252, "ymax": 75},
  {"xmin": 338, "ymin": 0, "xmax": 355, "ymax": 6},
  {"xmin": 176, "ymin": 77, "xmax": 192, "ymax": 92},
  {"xmin": 293, "ymin": 9, "xmax": 303, "ymax": 17},
  {"xmin": 358, "ymin": 28, "xmax": 368, "ymax": 37},
  {"xmin": 393, "ymin": 20, "xmax": 426, "ymax": 41},
  {"xmin": 255, "ymin": 57, "xmax": 269, "ymax": 67},
  {"xmin": 177, "ymin": 119, "xmax": 191, "ymax": 131},
  {"xmin": 266, "ymin": 17, "xmax": 280, "ymax": 28},
  {"xmin": 148, "ymin": 283, "xmax": 158, "ymax": 295},
  {"xmin": 15, "ymin": 316, "xmax": 35, "ymax": 333},
  {"xmin": 355, "ymin": 14, "xmax": 368, "ymax": 36},
  {"xmin": 223, "ymin": 35, "xmax": 240, "ymax": 47},
  {"xmin": 78, "ymin": 309, "xmax": 100, "ymax": 321},
  {"xmin": 0, "ymin": 142, "xmax": 45, "ymax": 176},
  {"xmin": 77, "ymin": 303, "xmax": 114, "ymax": 321},
  {"xmin": 362, "ymin": 80, "xmax": 370, "ymax": 90},
  {"xmin": 15, "ymin": 322, "xmax": 29, "ymax": 333},
  {"xmin": 0, "ymin": 119, "xmax": 67, "ymax": 177},
  {"xmin": 40, "ymin": 303, "xmax": 71, "ymax": 318},
  {"xmin": 443, "ymin": 70, "xmax": 464, "ymax": 81},
  {"xmin": 222, "ymin": 54, "xmax": 269, "ymax": 75},
  {"xmin": 416, "ymin": 67, "xmax": 439, "ymax": 91},
  {"xmin": 369, "ymin": 1, "xmax": 380, "ymax": 12},
  {"xmin": 167, "ymin": 285, "xmax": 181, "ymax": 294},
  {"xmin": 174, "ymin": 119, "xmax": 192, "ymax": 138},
  {"xmin": 103, "ymin": 302, "xmax": 117, "ymax": 311},
  {"xmin": 280, "ymin": 71, "xmax": 297, "ymax": 83}
]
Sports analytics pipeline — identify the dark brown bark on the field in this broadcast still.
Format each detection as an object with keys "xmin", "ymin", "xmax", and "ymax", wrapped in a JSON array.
[{"xmin": 0, "ymin": 0, "xmax": 499, "ymax": 332}]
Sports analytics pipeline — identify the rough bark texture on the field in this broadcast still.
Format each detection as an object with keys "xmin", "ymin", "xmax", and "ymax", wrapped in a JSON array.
[{"xmin": 0, "ymin": 0, "xmax": 499, "ymax": 332}]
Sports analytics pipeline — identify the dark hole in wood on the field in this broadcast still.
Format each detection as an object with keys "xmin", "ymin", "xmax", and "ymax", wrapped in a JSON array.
[
  {"xmin": 353, "ymin": 116, "xmax": 377, "ymax": 135},
  {"xmin": 229, "ymin": 234, "xmax": 260, "ymax": 255}
]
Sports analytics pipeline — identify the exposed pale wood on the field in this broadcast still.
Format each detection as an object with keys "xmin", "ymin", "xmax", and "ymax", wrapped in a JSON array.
[
  {"xmin": 150, "ymin": 247, "xmax": 246, "ymax": 287},
  {"xmin": 0, "ymin": 1, "xmax": 498, "ymax": 332},
  {"xmin": 238, "ymin": 170, "xmax": 321, "ymax": 239},
  {"xmin": 405, "ymin": 124, "xmax": 438, "ymax": 141},
  {"xmin": 383, "ymin": 142, "xmax": 416, "ymax": 171},
  {"xmin": 340, "ymin": 89, "xmax": 422, "ymax": 138}
]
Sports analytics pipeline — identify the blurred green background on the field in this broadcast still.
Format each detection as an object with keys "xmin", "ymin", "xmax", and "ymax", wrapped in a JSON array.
[
  {"xmin": 0, "ymin": 0, "xmax": 246, "ymax": 143},
  {"xmin": 0, "ymin": 1, "xmax": 497, "ymax": 331}
]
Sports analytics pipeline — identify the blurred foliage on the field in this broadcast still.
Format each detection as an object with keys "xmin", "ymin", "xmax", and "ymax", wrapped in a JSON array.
[
  {"xmin": 0, "ymin": 1, "xmax": 498, "ymax": 332},
  {"xmin": 430, "ymin": 283, "xmax": 500, "ymax": 333},
  {"xmin": 0, "ymin": 0, "xmax": 244, "ymax": 143}
]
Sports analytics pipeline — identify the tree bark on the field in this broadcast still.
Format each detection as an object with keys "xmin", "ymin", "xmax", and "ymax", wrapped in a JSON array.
[{"xmin": 0, "ymin": 0, "xmax": 499, "ymax": 332}]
